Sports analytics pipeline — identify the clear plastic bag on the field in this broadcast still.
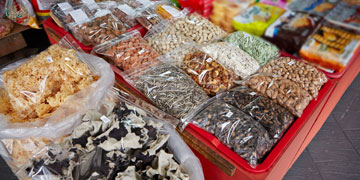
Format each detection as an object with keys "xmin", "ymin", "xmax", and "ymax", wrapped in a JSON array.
[
  {"xmin": 200, "ymin": 41, "xmax": 260, "ymax": 79},
  {"xmin": 16, "ymin": 90, "xmax": 203, "ymax": 180},
  {"xmin": 112, "ymin": 3, "xmax": 139, "ymax": 27},
  {"xmin": 173, "ymin": 13, "xmax": 227, "ymax": 44},
  {"xmin": 223, "ymin": 31, "xmax": 279, "ymax": 66},
  {"xmin": 69, "ymin": 9, "xmax": 128, "ymax": 46},
  {"xmin": 145, "ymin": 20, "xmax": 193, "ymax": 55},
  {"xmin": 259, "ymin": 57, "xmax": 328, "ymax": 99},
  {"xmin": 5, "ymin": 0, "xmax": 40, "ymax": 29},
  {"xmin": 135, "ymin": 5, "xmax": 164, "ymax": 30},
  {"xmin": 124, "ymin": 61, "xmax": 209, "ymax": 119},
  {"xmin": 165, "ymin": 46, "xmax": 238, "ymax": 96},
  {"xmin": 94, "ymin": 31, "xmax": 160, "ymax": 72},
  {"xmin": 0, "ymin": 18, "xmax": 14, "ymax": 38},
  {"xmin": 184, "ymin": 98, "xmax": 273, "ymax": 167},
  {"xmin": 0, "ymin": 35, "xmax": 115, "ymax": 139},
  {"xmin": 50, "ymin": 2, "xmax": 88, "ymax": 30},
  {"xmin": 218, "ymin": 86, "xmax": 295, "ymax": 140},
  {"xmin": 123, "ymin": 0, "xmax": 162, "ymax": 10},
  {"xmin": 245, "ymin": 75, "xmax": 312, "ymax": 117}
]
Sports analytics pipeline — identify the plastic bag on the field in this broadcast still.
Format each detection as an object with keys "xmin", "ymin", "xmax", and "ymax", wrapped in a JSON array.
[
  {"xmin": 183, "ymin": 98, "xmax": 273, "ymax": 167},
  {"xmin": 124, "ymin": 61, "xmax": 209, "ymax": 119},
  {"xmin": 69, "ymin": 9, "xmax": 128, "ymax": 46},
  {"xmin": 5, "ymin": 0, "xmax": 40, "ymax": 29},
  {"xmin": 50, "ymin": 2, "xmax": 89, "ymax": 30},
  {"xmin": 218, "ymin": 86, "xmax": 295, "ymax": 141},
  {"xmin": 112, "ymin": 3, "xmax": 139, "ymax": 27},
  {"xmin": 123, "ymin": 0, "xmax": 162, "ymax": 10},
  {"xmin": 245, "ymin": 75, "xmax": 312, "ymax": 117},
  {"xmin": 0, "ymin": 35, "xmax": 115, "ymax": 139},
  {"xmin": 263, "ymin": 11, "xmax": 322, "ymax": 54},
  {"xmin": 259, "ymin": 57, "xmax": 328, "ymax": 99},
  {"xmin": 299, "ymin": 22, "xmax": 360, "ymax": 73},
  {"xmin": 325, "ymin": 1, "xmax": 360, "ymax": 30},
  {"xmin": 200, "ymin": 41, "xmax": 260, "ymax": 79},
  {"xmin": 223, "ymin": 31, "xmax": 279, "ymax": 66},
  {"xmin": 165, "ymin": 45, "xmax": 238, "ymax": 96},
  {"xmin": 233, "ymin": 3, "xmax": 285, "ymax": 36},
  {"xmin": 155, "ymin": 3, "xmax": 183, "ymax": 19},
  {"xmin": 94, "ymin": 31, "xmax": 159, "ymax": 72},
  {"xmin": 0, "ymin": 18, "xmax": 14, "ymax": 38},
  {"xmin": 287, "ymin": 0, "xmax": 339, "ymax": 17},
  {"xmin": 173, "ymin": 13, "xmax": 227, "ymax": 44},
  {"xmin": 17, "ymin": 90, "xmax": 203, "ymax": 180},
  {"xmin": 145, "ymin": 20, "xmax": 193, "ymax": 55},
  {"xmin": 260, "ymin": 0, "xmax": 288, "ymax": 8}
]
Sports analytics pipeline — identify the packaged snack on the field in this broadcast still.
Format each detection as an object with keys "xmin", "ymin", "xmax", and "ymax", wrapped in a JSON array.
[
  {"xmin": 125, "ymin": 61, "xmax": 209, "ymax": 119},
  {"xmin": 112, "ymin": 3, "xmax": 139, "ymax": 27},
  {"xmin": 15, "ymin": 92, "xmax": 203, "ymax": 180},
  {"xmin": 124, "ymin": 0, "xmax": 160, "ymax": 9},
  {"xmin": 260, "ymin": 0, "xmax": 288, "ymax": 8},
  {"xmin": 155, "ymin": 3, "xmax": 183, "ymax": 19},
  {"xmin": 260, "ymin": 57, "xmax": 328, "ymax": 98},
  {"xmin": 5, "ymin": 0, "xmax": 40, "ymax": 29},
  {"xmin": 219, "ymin": 86, "xmax": 295, "ymax": 140},
  {"xmin": 299, "ymin": 22, "xmax": 360, "ymax": 73},
  {"xmin": 200, "ymin": 42, "xmax": 260, "ymax": 79},
  {"xmin": 173, "ymin": 13, "xmax": 227, "ymax": 44},
  {"xmin": 183, "ymin": 98, "xmax": 273, "ymax": 167},
  {"xmin": 50, "ymin": 2, "xmax": 87, "ymax": 30},
  {"xmin": 69, "ymin": 10, "xmax": 128, "ymax": 46},
  {"xmin": 287, "ymin": 0, "xmax": 339, "ymax": 17},
  {"xmin": 145, "ymin": 20, "xmax": 193, "ymax": 55},
  {"xmin": 94, "ymin": 31, "xmax": 159, "ymax": 72},
  {"xmin": 0, "ymin": 18, "xmax": 14, "ymax": 38},
  {"xmin": 135, "ymin": 5, "xmax": 163, "ymax": 30},
  {"xmin": 263, "ymin": 11, "xmax": 322, "ymax": 54},
  {"xmin": 245, "ymin": 75, "xmax": 312, "ymax": 117},
  {"xmin": 233, "ymin": 3, "xmax": 285, "ymax": 36},
  {"xmin": 223, "ymin": 31, "xmax": 279, "ymax": 66},
  {"xmin": 326, "ymin": 1, "xmax": 360, "ymax": 30},
  {"xmin": 0, "ymin": 36, "xmax": 114, "ymax": 139}
]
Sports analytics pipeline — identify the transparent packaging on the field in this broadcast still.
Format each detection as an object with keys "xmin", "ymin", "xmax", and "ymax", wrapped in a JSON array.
[
  {"xmin": 5, "ymin": 0, "xmax": 40, "ymax": 29},
  {"xmin": 112, "ymin": 3, "xmax": 139, "ymax": 27}
]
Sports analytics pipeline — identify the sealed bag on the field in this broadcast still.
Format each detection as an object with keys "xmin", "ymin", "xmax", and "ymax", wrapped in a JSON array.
[
  {"xmin": 233, "ymin": 3, "xmax": 285, "ymax": 36},
  {"xmin": 94, "ymin": 31, "xmax": 159, "ymax": 72},
  {"xmin": 299, "ymin": 22, "xmax": 360, "ymax": 73},
  {"xmin": 263, "ymin": 11, "xmax": 323, "ymax": 54},
  {"xmin": 15, "ymin": 90, "xmax": 204, "ymax": 180},
  {"xmin": 218, "ymin": 86, "xmax": 295, "ymax": 141},
  {"xmin": 326, "ymin": 1, "xmax": 360, "ymax": 30},
  {"xmin": 223, "ymin": 31, "xmax": 279, "ymax": 66},
  {"xmin": 0, "ymin": 18, "xmax": 14, "ymax": 38},
  {"xmin": 0, "ymin": 35, "xmax": 114, "ymax": 139},
  {"xmin": 183, "ymin": 98, "xmax": 273, "ymax": 167},
  {"xmin": 245, "ymin": 75, "xmax": 312, "ymax": 117},
  {"xmin": 259, "ymin": 57, "xmax": 328, "ymax": 99},
  {"xmin": 260, "ymin": 0, "xmax": 288, "ymax": 8},
  {"xmin": 124, "ymin": 61, "xmax": 209, "ymax": 119},
  {"xmin": 112, "ymin": 3, "xmax": 139, "ymax": 27},
  {"xmin": 135, "ymin": 5, "xmax": 163, "ymax": 30},
  {"xmin": 5, "ymin": 0, "xmax": 40, "ymax": 28},
  {"xmin": 287, "ymin": 0, "xmax": 339, "ymax": 17},
  {"xmin": 69, "ymin": 9, "xmax": 128, "ymax": 46}
]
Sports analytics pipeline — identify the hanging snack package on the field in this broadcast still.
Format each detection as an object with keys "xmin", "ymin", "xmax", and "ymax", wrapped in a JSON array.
[
  {"xmin": 124, "ymin": 61, "xmax": 209, "ymax": 119},
  {"xmin": 232, "ymin": 3, "xmax": 285, "ymax": 36},
  {"xmin": 68, "ymin": 9, "xmax": 128, "ymax": 46},
  {"xmin": 223, "ymin": 31, "xmax": 279, "ymax": 66},
  {"xmin": 0, "ymin": 18, "xmax": 14, "ymax": 38},
  {"xmin": 14, "ymin": 92, "xmax": 203, "ymax": 180},
  {"xmin": 183, "ymin": 98, "xmax": 273, "ymax": 167},
  {"xmin": 200, "ymin": 42, "xmax": 260, "ymax": 79},
  {"xmin": 112, "ymin": 3, "xmax": 139, "ymax": 27},
  {"xmin": 165, "ymin": 45, "xmax": 238, "ymax": 96},
  {"xmin": 260, "ymin": 57, "xmax": 328, "ymax": 99},
  {"xmin": 94, "ymin": 31, "xmax": 159, "ymax": 72},
  {"xmin": 0, "ymin": 35, "xmax": 114, "ymax": 139},
  {"xmin": 245, "ymin": 75, "xmax": 312, "ymax": 117},
  {"xmin": 263, "ymin": 11, "xmax": 322, "ymax": 54},
  {"xmin": 145, "ymin": 20, "xmax": 193, "ymax": 55},
  {"xmin": 299, "ymin": 22, "xmax": 360, "ymax": 73},
  {"xmin": 325, "ymin": 1, "xmax": 360, "ymax": 30},
  {"xmin": 287, "ymin": 0, "xmax": 339, "ymax": 17},
  {"xmin": 173, "ymin": 13, "xmax": 228, "ymax": 44},
  {"xmin": 218, "ymin": 86, "xmax": 295, "ymax": 141},
  {"xmin": 5, "ymin": 0, "xmax": 40, "ymax": 29}
]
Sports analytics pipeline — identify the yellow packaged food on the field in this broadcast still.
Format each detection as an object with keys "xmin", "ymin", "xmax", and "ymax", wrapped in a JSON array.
[{"xmin": 233, "ymin": 3, "xmax": 285, "ymax": 36}]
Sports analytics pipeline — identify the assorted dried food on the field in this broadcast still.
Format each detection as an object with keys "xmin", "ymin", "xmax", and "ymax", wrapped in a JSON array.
[
  {"xmin": 260, "ymin": 57, "xmax": 328, "ymax": 98},
  {"xmin": 135, "ymin": 6, "xmax": 163, "ymax": 30},
  {"xmin": 112, "ymin": 4, "xmax": 139, "ymax": 27}
]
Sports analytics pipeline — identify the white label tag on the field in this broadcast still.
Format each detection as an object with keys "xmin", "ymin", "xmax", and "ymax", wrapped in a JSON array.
[
  {"xmin": 82, "ymin": 0, "xmax": 96, "ymax": 4},
  {"xmin": 100, "ymin": 115, "xmax": 111, "ymax": 124},
  {"xmin": 46, "ymin": 56, "xmax": 53, "ymax": 63},
  {"xmin": 249, "ymin": 92, "xmax": 257, "ymax": 96},
  {"xmin": 225, "ymin": 111, "xmax": 233, "ymax": 118},
  {"xmin": 117, "ymin": 4, "xmax": 136, "ymax": 16},
  {"xmin": 138, "ymin": 49, "xmax": 145, "ymax": 55},
  {"xmin": 95, "ymin": 9, "xmax": 111, "ymax": 17},
  {"xmin": 69, "ymin": 9, "xmax": 89, "ymax": 24},
  {"xmin": 161, "ymin": 5, "xmax": 180, "ymax": 17},
  {"xmin": 137, "ymin": 0, "xmax": 151, "ymax": 6},
  {"xmin": 288, "ymin": 60, "xmax": 295, "ymax": 66},
  {"xmin": 57, "ymin": 2, "xmax": 73, "ymax": 12},
  {"xmin": 206, "ymin": 58, "xmax": 213, "ymax": 63}
]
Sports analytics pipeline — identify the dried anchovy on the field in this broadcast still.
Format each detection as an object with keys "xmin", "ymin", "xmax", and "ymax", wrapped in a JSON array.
[
  {"xmin": 223, "ymin": 31, "xmax": 279, "ymax": 66},
  {"xmin": 191, "ymin": 100, "xmax": 273, "ymax": 167},
  {"xmin": 134, "ymin": 63, "xmax": 209, "ymax": 119}
]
